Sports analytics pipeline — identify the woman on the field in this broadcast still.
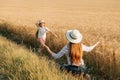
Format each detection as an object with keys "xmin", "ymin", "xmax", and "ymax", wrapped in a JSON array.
[{"xmin": 45, "ymin": 29, "xmax": 99, "ymax": 79}]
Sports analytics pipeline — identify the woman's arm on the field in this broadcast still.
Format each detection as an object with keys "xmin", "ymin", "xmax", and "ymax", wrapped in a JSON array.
[
  {"xmin": 82, "ymin": 41, "xmax": 99, "ymax": 52},
  {"xmin": 45, "ymin": 45, "xmax": 68, "ymax": 59}
]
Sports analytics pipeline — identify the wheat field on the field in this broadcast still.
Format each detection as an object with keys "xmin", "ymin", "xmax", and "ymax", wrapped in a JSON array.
[
  {"xmin": 0, "ymin": 36, "xmax": 86, "ymax": 80},
  {"xmin": 0, "ymin": 0, "xmax": 120, "ymax": 80}
]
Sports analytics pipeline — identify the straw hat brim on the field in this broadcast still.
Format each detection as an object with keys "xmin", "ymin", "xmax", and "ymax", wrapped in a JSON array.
[
  {"xmin": 66, "ymin": 30, "xmax": 83, "ymax": 43},
  {"xmin": 38, "ymin": 20, "xmax": 45, "ymax": 24}
]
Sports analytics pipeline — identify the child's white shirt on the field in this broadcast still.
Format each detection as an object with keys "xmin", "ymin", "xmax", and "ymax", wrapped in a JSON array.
[{"xmin": 37, "ymin": 27, "xmax": 50, "ymax": 40}]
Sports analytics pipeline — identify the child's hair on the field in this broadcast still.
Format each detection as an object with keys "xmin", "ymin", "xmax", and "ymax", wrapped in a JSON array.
[{"xmin": 35, "ymin": 30, "xmax": 38, "ymax": 38}]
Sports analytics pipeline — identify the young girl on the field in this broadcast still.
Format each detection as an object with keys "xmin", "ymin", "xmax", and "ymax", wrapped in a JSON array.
[{"xmin": 36, "ymin": 20, "xmax": 57, "ymax": 53}]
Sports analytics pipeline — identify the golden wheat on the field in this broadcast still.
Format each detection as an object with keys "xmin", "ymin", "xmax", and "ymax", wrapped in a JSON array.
[
  {"xmin": 0, "ymin": 20, "xmax": 120, "ymax": 79},
  {"xmin": 0, "ymin": 36, "xmax": 87, "ymax": 80}
]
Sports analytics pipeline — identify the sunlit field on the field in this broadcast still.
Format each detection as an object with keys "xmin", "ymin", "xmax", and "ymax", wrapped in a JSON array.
[
  {"xmin": 0, "ymin": 0, "xmax": 120, "ymax": 80},
  {"xmin": 0, "ymin": 36, "xmax": 86, "ymax": 80}
]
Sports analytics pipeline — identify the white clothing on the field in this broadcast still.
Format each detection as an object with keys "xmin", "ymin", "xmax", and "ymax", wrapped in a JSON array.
[
  {"xmin": 37, "ymin": 27, "xmax": 50, "ymax": 40},
  {"xmin": 51, "ymin": 44, "xmax": 96, "ymax": 65}
]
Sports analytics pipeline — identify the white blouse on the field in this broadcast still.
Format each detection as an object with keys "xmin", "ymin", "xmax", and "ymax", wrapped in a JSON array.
[{"xmin": 51, "ymin": 44, "xmax": 96, "ymax": 65}]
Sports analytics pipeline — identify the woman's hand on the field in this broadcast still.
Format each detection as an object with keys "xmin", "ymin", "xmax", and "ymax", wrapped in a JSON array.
[
  {"xmin": 92, "ymin": 41, "xmax": 100, "ymax": 49},
  {"xmin": 94, "ymin": 41, "xmax": 100, "ymax": 47}
]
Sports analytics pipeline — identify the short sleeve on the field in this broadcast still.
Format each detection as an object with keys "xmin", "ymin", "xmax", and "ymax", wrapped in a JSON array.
[{"xmin": 51, "ymin": 45, "xmax": 69, "ymax": 59}]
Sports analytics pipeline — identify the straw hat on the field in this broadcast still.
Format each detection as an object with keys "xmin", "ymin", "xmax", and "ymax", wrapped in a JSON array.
[{"xmin": 66, "ymin": 29, "xmax": 83, "ymax": 43}]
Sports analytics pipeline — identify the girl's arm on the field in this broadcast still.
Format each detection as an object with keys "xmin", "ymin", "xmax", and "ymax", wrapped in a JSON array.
[
  {"xmin": 45, "ymin": 46, "xmax": 54, "ymax": 54},
  {"xmin": 49, "ymin": 31, "xmax": 57, "ymax": 38},
  {"xmin": 46, "ymin": 27, "xmax": 57, "ymax": 38},
  {"xmin": 82, "ymin": 41, "xmax": 99, "ymax": 52}
]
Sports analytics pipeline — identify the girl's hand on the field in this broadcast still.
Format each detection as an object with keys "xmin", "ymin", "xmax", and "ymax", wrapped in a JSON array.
[
  {"xmin": 50, "ymin": 31, "xmax": 58, "ymax": 38},
  {"xmin": 45, "ymin": 45, "xmax": 53, "ymax": 54}
]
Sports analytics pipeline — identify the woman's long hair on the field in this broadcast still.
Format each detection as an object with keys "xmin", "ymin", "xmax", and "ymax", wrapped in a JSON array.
[{"xmin": 69, "ymin": 43, "xmax": 83, "ymax": 65}]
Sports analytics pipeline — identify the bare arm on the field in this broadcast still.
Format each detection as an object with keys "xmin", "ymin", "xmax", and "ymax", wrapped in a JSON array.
[
  {"xmin": 45, "ymin": 46, "xmax": 54, "ymax": 54},
  {"xmin": 49, "ymin": 31, "xmax": 57, "ymax": 38}
]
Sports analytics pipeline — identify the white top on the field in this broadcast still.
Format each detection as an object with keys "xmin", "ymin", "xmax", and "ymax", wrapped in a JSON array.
[
  {"xmin": 51, "ymin": 44, "xmax": 97, "ymax": 66},
  {"xmin": 37, "ymin": 27, "xmax": 50, "ymax": 40}
]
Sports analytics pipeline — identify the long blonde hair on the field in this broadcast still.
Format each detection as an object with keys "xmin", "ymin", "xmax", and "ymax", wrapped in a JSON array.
[{"xmin": 69, "ymin": 43, "xmax": 83, "ymax": 65}]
